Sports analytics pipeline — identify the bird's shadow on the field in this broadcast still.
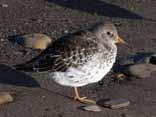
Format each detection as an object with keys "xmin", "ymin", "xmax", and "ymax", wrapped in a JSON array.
[
  {"xmin": 8, "ymin": 33, "xmax": 26, "ymax": 46},
  {"xmin": 0, "ymin": 64, "xmax": 72, "ymax": 99},
  {"xmin": 113, "ymin": 52, "xmax": 155, "ymax": 72},
  {"xmin": 47, "ymin": 0, "xmax": 155, "ymax": 21},
  {"xmin": 0, "ymin": 64, "xmax": 40, "ymax": 87}
]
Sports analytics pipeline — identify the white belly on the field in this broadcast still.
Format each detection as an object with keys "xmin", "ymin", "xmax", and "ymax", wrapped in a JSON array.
[{"xmin": 49, "ymin": 53, "xmax": 116, "ymax": 87}]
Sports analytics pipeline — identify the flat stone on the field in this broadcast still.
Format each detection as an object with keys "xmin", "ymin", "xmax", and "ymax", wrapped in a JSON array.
[
  {"xmin": 97, "ymin": 98, "xmax": 130, "ymax": 109},
  {"xmin": 0, "ymin": 91, "xmax": 15, "ymax": 105},
  {"xmin": 125, "ymin": 63, "xmax": 156, "ymax": 78},
  {"xmin": 80, "ymin": 105, "xmax": 102, "ymax": 112}
]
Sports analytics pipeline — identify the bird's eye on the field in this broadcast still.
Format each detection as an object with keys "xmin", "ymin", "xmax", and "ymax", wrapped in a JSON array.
[
  {"xmin": 107, "ymin": 31, "xmax": 111, "ymax": 35},
  {"xmin": 106, "ymin": 31, "xmax": 113, "ymax": 37}
]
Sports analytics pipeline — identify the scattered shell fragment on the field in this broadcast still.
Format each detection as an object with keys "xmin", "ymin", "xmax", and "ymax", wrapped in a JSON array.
[
  {"xmin": 97, "ymin": 98, "xmax": 130, "ymax": 109},
  {"xmin": 80, "ymin": 105, "xmax": 102, "ymax": 112},
  {"xmin": 0, "ymin": 91, "xmax": 15, "ymax": 105},
  {"xmin": 10, "ymin": 33, "xmax": 53, "ymax": 50}
]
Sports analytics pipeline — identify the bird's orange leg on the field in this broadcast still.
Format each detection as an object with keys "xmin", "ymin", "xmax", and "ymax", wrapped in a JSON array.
[{"xmin": 73, "ymin": 87, "xmax": 96, "ymax": 104}]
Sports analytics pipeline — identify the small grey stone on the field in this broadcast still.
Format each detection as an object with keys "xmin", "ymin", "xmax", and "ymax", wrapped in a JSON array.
[
  {"xmin": 97, "ymin": 98, "xmax": 130, "ymax": 109},
  {"xmin": 125, "ymin": 63, "xmax": 156, "ymax": 79},
  {"xmin": 0, "ymin": 38, "xmax": 4, "ymax": 42},
  {"xmin": 80, "ymin": 105, "xmax": 102, "ymax": 112},
  {"xmin": 2, "ymin": 4, "xmax": 8, "ymax": 8},
  {"xmin": 64, "ymin": 30, "xmax": 69, "ymax": 34}
]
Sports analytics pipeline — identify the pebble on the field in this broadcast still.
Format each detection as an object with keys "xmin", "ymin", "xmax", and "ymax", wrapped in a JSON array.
[
  {"xmin": 80, "ymin": 105, "xmax": 102, "ymax": 112},
  {"xmin": 97, "ymin": 98, "xmax": 130, "ymax": 109},
  {"xmin": 10, "ymin": 33, "xmax": 53, "ymax": 50},
  {"xmin": 23, "ymin": 33, "xmax": 53, "ymax": 50},
  {"xmin": 64, "ymin": 30, "xmax": 69, "ymax": 34},
  {"xmin": 0, "ymin": 92, "xmax": 15, "ymax": 105},
  {"xmin": 125, "ymin": 63, "xmax": 156, "ymax": 79},
  {"xmin": 41, "ymin": 95, "xmax": 46, "ymax": 99},
  {"xmin": 0, "ymin": 38, "xmax": 4, "ymax": 42},
  {"xmin": 2, "ymin": 4, "xmax": 8, "ymax": 8}
]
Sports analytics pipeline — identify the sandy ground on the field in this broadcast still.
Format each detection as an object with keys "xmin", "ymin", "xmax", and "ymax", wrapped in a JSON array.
[{"xmin": 0, "ymin": 0, "xmax": 156, "ymax": 117}]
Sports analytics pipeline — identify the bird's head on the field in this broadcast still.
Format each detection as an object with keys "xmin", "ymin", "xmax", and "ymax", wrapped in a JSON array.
[{"xmin": 93, "ymin": 22, "xmax": 126, "ymax": 45}]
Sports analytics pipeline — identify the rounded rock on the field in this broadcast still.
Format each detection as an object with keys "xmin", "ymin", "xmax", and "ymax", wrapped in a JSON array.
[
  {"xmin": 125, "ymin": 63, "xmax": 156, "ymax": 79},
  {"xmin": 10, "ymin": 33, "xmax": 53, "ymax": 50}
]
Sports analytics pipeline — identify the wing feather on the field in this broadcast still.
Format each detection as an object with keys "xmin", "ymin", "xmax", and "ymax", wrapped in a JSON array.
[{"xmin": 14, "ymin": 30, "xmax": 99, "ymax": 72}]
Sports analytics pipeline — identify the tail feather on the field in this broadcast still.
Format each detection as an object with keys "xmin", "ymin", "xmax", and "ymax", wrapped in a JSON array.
[
  {"xmin": 14, "ymin": 62, "xmax": 53, "ymax": 72},
  {"xmin": 14, "ymin": 63, "xmax": 34, "ymax": 72}
]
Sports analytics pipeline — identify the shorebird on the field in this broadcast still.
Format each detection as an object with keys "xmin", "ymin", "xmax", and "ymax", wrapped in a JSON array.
[{"xmin": 14, "ymin": 22, "xmax": 126, "ymax": 104}]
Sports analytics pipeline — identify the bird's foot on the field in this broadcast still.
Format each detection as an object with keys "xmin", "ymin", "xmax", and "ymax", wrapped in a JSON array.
[{"xmin": 74, "ymin": 96, "xmax": 96, "ymax": 104}]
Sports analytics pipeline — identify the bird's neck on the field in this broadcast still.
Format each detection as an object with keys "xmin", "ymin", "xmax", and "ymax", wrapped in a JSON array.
[{"xmin": 98, "ymin": 39, "xmax": 117, "ymax": 53}]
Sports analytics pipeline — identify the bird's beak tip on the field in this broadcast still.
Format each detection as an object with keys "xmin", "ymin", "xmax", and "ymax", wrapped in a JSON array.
[{"xmin": 116, "ymin": 36, "xmax": 127, "ymax": 44}]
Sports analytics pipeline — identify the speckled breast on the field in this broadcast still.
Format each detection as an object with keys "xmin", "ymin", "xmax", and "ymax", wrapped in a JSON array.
[{"xmin": 50, "ymin": 50, "xmax": 117, "ymax": 87}]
